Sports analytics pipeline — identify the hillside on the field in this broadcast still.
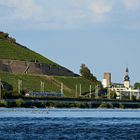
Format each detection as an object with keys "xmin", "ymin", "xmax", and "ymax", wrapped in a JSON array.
[
  {"xmin": 0, "ymin": 32, "xmax": 57, "ymax": 65},
  {"xmin": 0, "ymin": 32, "xmax": 77, "ymax": 76},
  {"xmin": 0, "ymin": 32, "xmax": 99, "ymax": 98},
  {"xmin": 0, "ymin": 72, "xmax": 97, "ymax": 97}
]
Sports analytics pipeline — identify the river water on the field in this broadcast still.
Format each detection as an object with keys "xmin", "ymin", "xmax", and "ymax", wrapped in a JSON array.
[{"xmin": 0, "ymin": 108, "xmax": 140, "ymax": 140}]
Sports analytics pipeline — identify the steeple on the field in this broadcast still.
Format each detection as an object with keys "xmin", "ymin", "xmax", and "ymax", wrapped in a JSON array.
[
  {"xmin": 124, "ymin": 67, "xmax": 130, "ymax": 88},
  {"xmin": 124, "ymin": 67, "xmax": 130, "ymax": 81}
]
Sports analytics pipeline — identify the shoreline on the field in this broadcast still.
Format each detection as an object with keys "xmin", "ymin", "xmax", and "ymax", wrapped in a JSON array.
[{"xmin": 0, "ymin": 98, "xmax": 140, "ymax": 109}]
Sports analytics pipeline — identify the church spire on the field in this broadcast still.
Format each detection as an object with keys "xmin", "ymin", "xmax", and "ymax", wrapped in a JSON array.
[{"xmin": 124, "ymin": 67, "xmax": 130, "ymax": 81}]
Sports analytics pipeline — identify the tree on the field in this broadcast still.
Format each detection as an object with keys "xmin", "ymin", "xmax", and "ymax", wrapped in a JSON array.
[
  {"xmin": 89, "ymin": 73, "xmax": 97, "ymax": 82},
  {"xmin": 4, "ymin": 33, "xmax": 9, "ymax": 38},
  {"xmin": 134, "ymin": 82, "xmax": 140, "ymax": 89},
  {"xmin": 10, "ymin": 37, "xmax": 16, "ymax": 43},
  {"xmin": 80, "ymin": 64, "xmax": 91, "ymax": 79},
  {"xmin": 80, "ymin": 64, "xmax": 98, "ymax": 82},
  {"xmin": 110, "ymin": 90, "xmax": 117, "ymax": 99}
]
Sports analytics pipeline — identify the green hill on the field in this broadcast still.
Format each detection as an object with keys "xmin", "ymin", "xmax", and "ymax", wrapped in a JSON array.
[
  {"xmin": 0, "ymin": 32, "xmax": 99, "ymax": 98},
  {"xmin": 0, "ymin": 32, "xmax": 57, "ymax": 65},
  {"xmin": 0, "ymin": 72, "xmax": 97, "ymax": 97}
]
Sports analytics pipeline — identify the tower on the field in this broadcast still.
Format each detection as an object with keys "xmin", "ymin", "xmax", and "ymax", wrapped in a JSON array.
[
  {"xmin": 102, "ymin": 73, "xmax": 111, "ymax": 88},
  {"xmin": 124, "ymin": 67, "xmax": 130, "ymax": 88}
]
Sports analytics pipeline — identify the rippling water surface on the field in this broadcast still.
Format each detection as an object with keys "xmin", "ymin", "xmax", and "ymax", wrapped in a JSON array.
[{"xmin": 0, "ymin": 108, "xmax": 140, "ymax": 140}]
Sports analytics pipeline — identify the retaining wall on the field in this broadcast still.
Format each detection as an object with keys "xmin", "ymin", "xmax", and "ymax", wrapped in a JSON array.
[{"xmin": 0, "ymin": 59, "xmax": 78, "ymax": 76}]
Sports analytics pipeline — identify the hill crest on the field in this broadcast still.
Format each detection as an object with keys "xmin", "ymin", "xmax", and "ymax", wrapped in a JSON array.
[{"xmin": 0, "ymin": 32, "xmax": 78, "ymax": 77}]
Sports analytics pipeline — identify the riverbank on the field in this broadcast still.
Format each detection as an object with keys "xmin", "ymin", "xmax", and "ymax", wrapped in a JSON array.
[{"xmin": 1, "ymin": 98, "xmax": 140, "ymax": 109}]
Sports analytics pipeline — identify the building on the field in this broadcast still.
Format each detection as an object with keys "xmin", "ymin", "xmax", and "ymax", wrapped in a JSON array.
[
  {"xmin": 102, "ymin": 72, "xmax": 111, "ymax": 88},
  {"xmin": 103, "ymin": 68, "xmax": 140, "ymax": 100}
]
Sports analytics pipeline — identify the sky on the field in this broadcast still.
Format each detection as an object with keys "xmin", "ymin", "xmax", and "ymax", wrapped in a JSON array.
[{"xmin": 0, "ymin": 0, "xmax": 140, "ymax": 84}]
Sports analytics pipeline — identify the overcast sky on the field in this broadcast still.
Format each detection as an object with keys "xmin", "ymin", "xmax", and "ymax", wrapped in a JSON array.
[{"xmin": 0, "ymin": 0, "xmax": 140, "ymax": 84}]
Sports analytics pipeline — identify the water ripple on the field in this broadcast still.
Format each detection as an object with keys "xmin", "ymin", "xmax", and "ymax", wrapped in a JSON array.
[{"xmin": 0, "ymin": 109, "xmax": 140, "ymax": 140}]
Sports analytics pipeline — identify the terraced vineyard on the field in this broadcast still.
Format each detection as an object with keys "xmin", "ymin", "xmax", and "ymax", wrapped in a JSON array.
[
  {"xmin": 55, "ymin": 76, "xmax": 96, "ymax": 96},
  {"xmin": 0, "ymin": 32, "xmax": 99, "ymax": 98},
  {"xmin": 0, "ymin": 39, "xmax": 57, "ymax": 65},
  {"xmin": 0, "ymin": 72, "xmax": 97, "ymax": 97}
]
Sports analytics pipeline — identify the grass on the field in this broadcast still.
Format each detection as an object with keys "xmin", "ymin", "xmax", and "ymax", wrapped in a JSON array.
[
  {"xmin": 54, "ymin": 76, "xmax": 97, "ymax": 97},
  {"xmin": 0, "ymin": 72, "xmax": 97, "ymax": 98},
  {"xmin": 0, "ymin": 72, "xmax": 60, "ymax": 93},
  {"xmin": 0, "ymin": 39, "xmax": 58, "ymax": 65}
]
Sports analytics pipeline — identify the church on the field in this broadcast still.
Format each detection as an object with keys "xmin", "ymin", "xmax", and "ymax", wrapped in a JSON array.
[{"xmin": 102, "ymin": 68, "xmax": 140, "ymax": 100}]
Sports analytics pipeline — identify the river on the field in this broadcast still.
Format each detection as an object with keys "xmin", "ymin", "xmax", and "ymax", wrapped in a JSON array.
[{"xmin": 0, "ymin": 108, "xmax": 140, "ymax": 140}]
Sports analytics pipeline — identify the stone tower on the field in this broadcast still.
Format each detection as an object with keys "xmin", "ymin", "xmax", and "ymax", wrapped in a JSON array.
[{"xmin": 102, "ymin": 73, "xmax": 111, "ymax": 88}]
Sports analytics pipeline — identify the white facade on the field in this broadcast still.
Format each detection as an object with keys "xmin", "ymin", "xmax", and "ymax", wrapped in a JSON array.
[
  {"xmin": 110, "ymin": 85, "xmax": 140, "ymax": 99},
  {"xmin": 124, "ymin": 81, "xmax": 130, "ymax": 89},
  {"xmin": 102, "ymin": 79, "xmax": 107, "ymax": 88},
  {"xmin": 105, "ymin": 68, "xmax": 140, "ymax": 99}
]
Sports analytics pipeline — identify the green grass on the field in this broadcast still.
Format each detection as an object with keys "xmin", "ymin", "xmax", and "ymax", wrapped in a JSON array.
[
  {"xmin": 0, "ymin": 72, "xmax": 97, "ymax": 97},
  {"xmin": 0, "ymin": 72, "xmax": 55, "ymax": 95},
  {"xmin": 0, "ymin": 72, "xmax": 60, "ymax": 93},
  {"xmin": 54, "ymin": 76, "xmax": 96, "ymax": 97},
  {"xmin": 0, "ymin": 39, "xmax": 57, "ymax": 65}
]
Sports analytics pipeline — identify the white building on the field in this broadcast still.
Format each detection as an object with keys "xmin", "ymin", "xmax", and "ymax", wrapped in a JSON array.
[{"xmin": 103, "ymin": 68, "xmax": 140, "ymax": 100}]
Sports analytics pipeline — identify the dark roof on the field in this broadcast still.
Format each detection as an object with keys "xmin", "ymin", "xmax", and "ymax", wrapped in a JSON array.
[
  {"xmin": 126, "ymin": 67, "xmax": 129, "ymax": 73},
  {"xmin": 124, "ymin": 75, "xmax": 130, "ymax": 81},
  {"xmin": 112, "ymin": 82, "xmax": 123, "ymax": 86}
]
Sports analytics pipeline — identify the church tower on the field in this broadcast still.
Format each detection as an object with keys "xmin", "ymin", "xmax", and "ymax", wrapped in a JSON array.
[{"xmin": 124, "ymin": 67, "xmax": 130, "ymax": 88}]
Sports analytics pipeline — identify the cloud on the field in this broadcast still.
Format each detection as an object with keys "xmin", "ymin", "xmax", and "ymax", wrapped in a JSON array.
[
  {"xmin": 89, "ymin": 0, "xmax": 112, "ymax": 22},
  {"xmin": 90, "ymin": 1, "xmax": 112, "ymax": 15},
  {"xmin": 0, "ymin": 0, "xmax": 43, "ymax": 20},
  {"xmin": 42, "ymin": 0, "xmax": 113, "ymax": 28},
  {"xmin": 123, "ymin": 0, "xmax": 140, "ymax": 10},
  {"xmin": 0, "ymin": 0, "xmax": 114, "ymax": 30},
  {"xmin": 0, "ymin": 0, "xmax": 139, "ymax": 31}
]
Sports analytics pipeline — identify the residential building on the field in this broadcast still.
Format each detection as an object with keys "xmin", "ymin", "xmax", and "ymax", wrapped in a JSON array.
[{"xmin": 102, "ymin": 68, "xmax": 140, "ymax": 99}]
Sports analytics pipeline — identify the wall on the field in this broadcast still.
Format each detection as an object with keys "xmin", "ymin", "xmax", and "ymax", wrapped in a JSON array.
[{"xmin": 0, "ymin": 59, "xmax": 78, "ymax": 77}]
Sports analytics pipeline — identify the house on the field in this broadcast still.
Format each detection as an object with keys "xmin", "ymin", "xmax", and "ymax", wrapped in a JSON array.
[{"xmin": 102, "ymin": 68, "xmax": 140, "ymax": 100}]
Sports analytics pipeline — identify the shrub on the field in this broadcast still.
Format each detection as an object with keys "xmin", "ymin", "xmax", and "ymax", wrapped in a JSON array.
[
  {"xmin": 99, "ymin": 102, "xmax": 113, "ymax": 108},
  {"xmin": 15, "ymin": 98, "xmax": 24, "ymax": 107},
  {"xmin": 0, "ymin": 100, "xmax": 7, "ymax": 107},
  {"xmin": 34, "ymin": 101, "xmax": 46, "ymax": 108},
  {"xmin": 22, "ymin": 101, "xmax": 34, "ymax": 108},
  {"xmin": 110, "ymin": 90, "xmax": 117, "ymax": 99},
  {"xmin": 7, "ymin": 101, "xmax": 16, "ymax": 107},
  {"xmin": 119, "ymin": 103, "xmax": 125, "ymax": 109},
  {"xmin": 4, "ymin": 33, "xmax": 9, "ymax": 38},
  {"xmin": 131, "ymin": 95, "xmax": 136, "ymax": 101},
  {"xmin": 80, "ymin": 103, "xmax": 87, "ymax": 108}
]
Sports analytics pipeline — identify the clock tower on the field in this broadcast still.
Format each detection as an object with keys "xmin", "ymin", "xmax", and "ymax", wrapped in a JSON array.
[{"xmin": 124, "ymin": 67, "xmax": 130, "ymax": 88}]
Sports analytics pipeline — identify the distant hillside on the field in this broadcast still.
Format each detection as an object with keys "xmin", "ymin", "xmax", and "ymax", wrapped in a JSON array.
[
  {"xmin": 0, "ymin": 32, "xmax": 77, "ymax": 76},
  {"xmin": 0, "ymin": 31, "xmax": 57, "ymax": 65},
  {"xmin": 0, "ymin": 72, "xmax": 97, "ymax": 97},
  {"xmin": 0, "ymin": 32, "xmax": 100, "ymax": 98}
]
